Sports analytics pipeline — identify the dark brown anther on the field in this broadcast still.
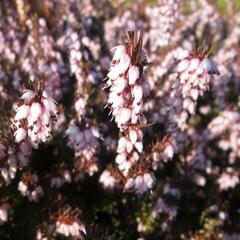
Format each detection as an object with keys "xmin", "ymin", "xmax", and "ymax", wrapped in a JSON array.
[
  {"xmin": 192, "ymin": 38, "xmax": 213, "ymax": 60},
  {"xmin": 121, "ymin": 31, "xmax": 146, "ymax": 67}
]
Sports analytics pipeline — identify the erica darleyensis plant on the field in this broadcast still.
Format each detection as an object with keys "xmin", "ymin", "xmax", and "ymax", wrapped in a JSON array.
[
  {"xmin": 2, "ymin": 1, "xmax": 240, "ymax": 239},
  {"xmin": 104, "ymin": 31, "xmax": 155, "ymax": 194}
]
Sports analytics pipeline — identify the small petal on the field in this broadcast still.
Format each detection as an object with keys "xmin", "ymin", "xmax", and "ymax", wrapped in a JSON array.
[
  {"xmin": 116, "ymin": 108, "xmax": 132, "ymax": 125},
  {"xmin": 30, "ymin": 102, "xmax": 42, "ymax": 121},
  {"xmin": 202, "ymin": 58, "xmax": 219, "ymax": 75},
  {"xmin": 21, "ymin": 90, "xmax": 35, "ymax": 101},
  {"xmin": 176, "ymin": 59, "xmax": 190, "ymax": 73},
  {"xmin": 188, "ymin": 58, "xmax": 200, "ymax": 72},
  {"xmin": 125, "ymin": 178, "xmax": 135, "ymax": 189},
  {"xmin": 129, "ymin": 65, "xmax": 140, "ymax": 85},
  {"xmin": 129, "ymin": 129, "xmax": 138, "ymax": 144},
  {"xmin": 132, "ymin": 85, "xmax": 143, "ymax": 103},
  {"xmin": 112, "ymin": 45, "xmax": 126, "ymax": 60},
  {"xmin": 14, "ymin": 128, "xmax": 27, "ymax": 143},
  {"xmin": 144, "ymin": 173, "xmax": 156, "ymax": 188},
  {"xmin": 15, "ymin": 105, "xmax": 30, "ymax": 120},
  {"xmin": 176, "ymin": 49, "xmax": 189, "ymax": 60},
  {"xmin": 118, "ymin": 54, "xmax": 131, "ymax": 74},
  {"xmin": 135, "ymin": 141, "xmax": 143, "ymax": 153}
]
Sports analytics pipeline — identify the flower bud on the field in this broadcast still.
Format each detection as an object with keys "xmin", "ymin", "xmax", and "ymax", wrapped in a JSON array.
[{"xmin": 14, "ymin": 128, "xmax": 27, "ymax": 143}]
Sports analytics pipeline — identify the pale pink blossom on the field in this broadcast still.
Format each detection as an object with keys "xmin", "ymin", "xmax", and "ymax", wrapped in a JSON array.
[
  {"xmin": 14, "ymin": 128, "xmax": 27, "ymax": 143},
  {"xmin": 99, "ymin": 170, "xmax": 116, "ymax": 189},
  {"xmin": 14, "ymin": 89, "xmax": 59, "ymax": 147},
  {"xmin": 218, "ymin": 169, "xmax": 239, "ymax": 191},
  {"xmin": 0, "ymin": 203, "xmax": 9, "ymax": 226},
  {"xmin": 125, "ymin": 172, "xmax": 156, "ymax": 194}
]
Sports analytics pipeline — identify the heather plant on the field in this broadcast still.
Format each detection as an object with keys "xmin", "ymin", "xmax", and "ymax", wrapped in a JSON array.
[{"xmin": 0, "ymin": 0, "xmax": 240, "ymax": 240}]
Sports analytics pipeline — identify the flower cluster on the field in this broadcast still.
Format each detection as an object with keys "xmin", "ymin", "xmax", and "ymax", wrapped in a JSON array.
[
  {"xmin": 14, "ymin": 89, "xmax": 58, "ymax": 148},
  {"xmin": 217, "ymin": 168, "xmax": 239, "ymax": 191},
  {"xmin": 104, "ymin": 31, "xmax": 156, "ymax": 194},
  {"xmin": 125, "ymin": 171, "xmax": 155, "ymax": 195},
  {"xmin": 54, "ymin": 209, "xmax": 86, "ymax": 238},
  {"xmin": 18, "ymin": 173, "xmax": 44, "ymax": 202},
  {"xmin": 51, "ymin": 168, "xmax": 72, "ymax": 189},
  {"xmin": 0, "ymin": 139, "xmax": 32, "ymax": 184},
  {"xmin": 99, "ymin": 170, "xmax": 116, "ymax": 189}
]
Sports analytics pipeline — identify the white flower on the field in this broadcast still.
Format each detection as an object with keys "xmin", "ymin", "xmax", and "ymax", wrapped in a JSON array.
[
  {"xmin": 125, "ymin": 177, "xmax": 135, "ymax": 189},
  {"xmin": 143, "ymin": 173, "xmax": 156, "ymax": 188},
  {"xmin": 116, "ymin": 108, "xmax": 132, "ymax": 126},
  {"xmin": 129, "ymin": 129, "xmax": 138, "ymax": 144},
  {"xmin": 14, "ymin": 128, "xmax": 27, "ymax": 143},
  {"xmin": 21, "ymin": 90, "xmax": 35, "ymax": 100},
  {"xmin": 132, "ymin": 85, "xmax": 143, "ymax": 103},
  {"xmin": 118, "ymin": 53, "xmax": 131, "ymax": 74},
  {"xmin": 163, "ymin": 144, "xmax": 174, "ymax": 159},
  {"xmin": 112, "ymin": 45, "xmax": 126, "ymax": 60},
  {"xmin": 0, "ymin": 204, "xmax": 9, "ymax": 225},
  {"xmin": 15, "ymin": 105, "xmax": 30, "ymax": 120},
  {"xmin": 175, "ymin": 59, "xmax": 189, "ymax": 72},
  {"xmin": 129, "ymin": 65, "xmax": 140, "ymax": 85},
  {"xmin": 115, "ymin": 153, "xmax": 127, "ymax": 164},
  {"xmin": 18, "ymin": 181, "xmax": 28, "ymax": 195},
  {"xmin": 66, "ymin": 121, "xmax": 100, "ymax": 176},
  {"xmin": 30, "ymin": 102, "xmax": 42, "ymax": 122},
  {"xmin": 188, "ymin": 58, "xmax": 200, "ymax": 72},
  {"xmin": 99, "ymin": 170, "xmax": 116, "ymax": 189}
]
